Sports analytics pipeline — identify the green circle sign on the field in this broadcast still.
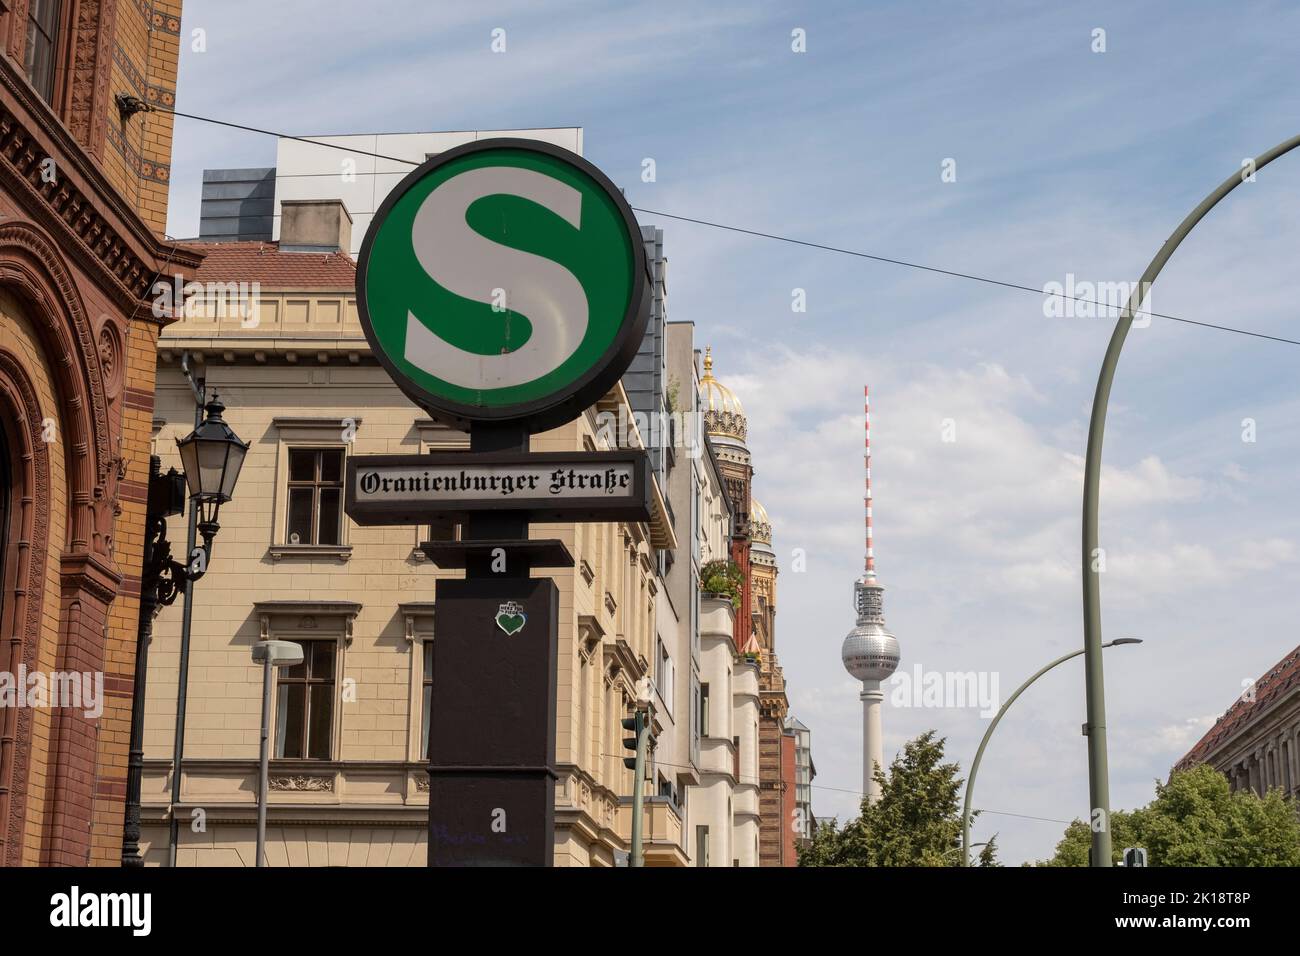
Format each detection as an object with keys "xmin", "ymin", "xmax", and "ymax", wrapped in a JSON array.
[{"xmin": 356, "ymin": 139, "xmax": 649, "ymax": 432}]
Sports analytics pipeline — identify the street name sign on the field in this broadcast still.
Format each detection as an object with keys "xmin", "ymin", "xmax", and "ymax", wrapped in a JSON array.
[{"xmin": 345, "ymin": 450, "xmax": 651, "ymax": 525}]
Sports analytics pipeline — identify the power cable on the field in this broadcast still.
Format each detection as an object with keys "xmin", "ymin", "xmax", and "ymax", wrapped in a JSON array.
[{"xmin": 158, "ymin": 105, "xmax": 1300, "ymax": 347}]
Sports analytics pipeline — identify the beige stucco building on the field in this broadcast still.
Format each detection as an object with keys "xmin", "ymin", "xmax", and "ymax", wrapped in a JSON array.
[
  {"xmin": 662, "ymin": 321, "xmax": 761, "ymax": 866},
  {"xmin": 139, "ymin": 202, "xmax": 678, "ymax": 866}
]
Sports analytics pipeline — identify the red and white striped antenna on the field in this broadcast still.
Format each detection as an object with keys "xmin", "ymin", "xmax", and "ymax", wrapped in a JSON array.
[{"xmin": 864, "ymin": 385, "xmax": 875, "ymax": 578}]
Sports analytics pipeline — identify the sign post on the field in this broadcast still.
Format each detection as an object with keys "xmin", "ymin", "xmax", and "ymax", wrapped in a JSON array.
[{"xmin": 348, "ymin": 139, "xmax": 650, "ymax": 866}]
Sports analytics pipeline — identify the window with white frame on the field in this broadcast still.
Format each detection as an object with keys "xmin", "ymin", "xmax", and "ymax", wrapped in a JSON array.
[
  {"xmin": 285, "ymin": 448, "xmax": 344, "ymax": 546},
  {"xmin": 275, "ymin": 640, "xmax": 336, "ymax": 760}
]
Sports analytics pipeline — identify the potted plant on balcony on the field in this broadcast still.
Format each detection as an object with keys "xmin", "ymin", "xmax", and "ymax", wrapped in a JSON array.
[{"xmin": 700, "ymin": 559, "xmax": 743, "ymax": 611}]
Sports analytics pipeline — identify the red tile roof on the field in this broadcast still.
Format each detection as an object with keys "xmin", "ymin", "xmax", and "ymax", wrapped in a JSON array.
[
  {"xmin": 1175, "ymin": 643, "xmax": 1300, "ymax": 770},
  {"xmin": 181, "ymin": 241, "xmax": 356, "ymax": 290}
]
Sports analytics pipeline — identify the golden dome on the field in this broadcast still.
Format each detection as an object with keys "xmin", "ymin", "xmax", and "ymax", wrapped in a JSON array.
[
  {"xmin": 700, "ymin": 346, "xmax": 747, "ymax": 442},
  {"xmin": 750, "ymin": 498, "xmax": 772, "ymax": 547}
]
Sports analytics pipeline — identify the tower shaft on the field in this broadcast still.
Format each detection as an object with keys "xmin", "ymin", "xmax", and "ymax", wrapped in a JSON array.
[{"xmin": 861, "ymin": 681, "xmax": 884, "ymax": 803}]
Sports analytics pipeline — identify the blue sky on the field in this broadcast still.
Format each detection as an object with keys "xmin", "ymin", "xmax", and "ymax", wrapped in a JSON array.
[{"xmin": 168, "ymin": 0, "xmax": 1300, "ymax": 864}]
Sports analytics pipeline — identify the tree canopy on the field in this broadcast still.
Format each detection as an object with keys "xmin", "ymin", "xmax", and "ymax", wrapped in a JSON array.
[
  {"xmin": 798, "ymin": 730, "xmax": 997, "ymax": 867},
  {"xmin": 1039, "ymin": 763, "xmax": 1300, "ymax": 866}
]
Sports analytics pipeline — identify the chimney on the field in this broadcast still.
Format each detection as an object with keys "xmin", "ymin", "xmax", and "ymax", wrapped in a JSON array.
[{"xmin": 279, "ymin": 199, "xmax": 352, "ymax": 253}]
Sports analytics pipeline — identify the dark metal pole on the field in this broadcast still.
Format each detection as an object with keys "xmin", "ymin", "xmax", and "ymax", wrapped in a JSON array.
[
  {"xmin": 1081, "ymin": 133, "xmax": 1300, "ymax": 867},
  {"xmin": 122, "ymin": 531, "xmax": 159, "ymax": 866},
  {"xmin": 630, "ymin": 709, "xmax": 648, "ymax": 867},
  {"xmin": 167, "ymin": 386, "xmax": 204, "ymax": 866},
  {"xmin": 122, "ymin": 459, "xmax": 166, "ymax": 867}
]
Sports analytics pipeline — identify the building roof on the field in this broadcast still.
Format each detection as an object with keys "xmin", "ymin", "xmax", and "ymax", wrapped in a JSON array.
[
  {"xmin": 182, "ymin": 241, "xmax": 356, "ymax": 289},
  {"xmin": 1175, "ymin": 643, "xmax": 1300, "ymax": 770},
  {"xmin": 700, "ymin": 346, "xmax": 747, "ymax": 443}
]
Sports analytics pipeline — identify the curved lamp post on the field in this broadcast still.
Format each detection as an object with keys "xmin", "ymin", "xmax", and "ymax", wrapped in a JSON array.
[
  {"xmin": 961, "ymin": 638, "xmax": 1142, "ymax": 867},
  {"xmin": 1080, "ymin": 133, "xmax": 1300, "ymax": 866}
]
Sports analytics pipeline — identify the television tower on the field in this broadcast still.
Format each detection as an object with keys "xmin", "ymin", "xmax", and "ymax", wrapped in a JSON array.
[{"xmin": 840, "ymin": 385, "xmax": 900, "ymax": 804}]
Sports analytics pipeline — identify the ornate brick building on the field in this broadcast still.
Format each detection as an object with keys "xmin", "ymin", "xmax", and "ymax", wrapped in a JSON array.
[{"xmin": 0, "ymin": 1, "xmax": 194, "ymax": 865}]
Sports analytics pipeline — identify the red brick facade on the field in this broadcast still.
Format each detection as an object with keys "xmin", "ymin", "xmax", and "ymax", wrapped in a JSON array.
[{"xmin": 0, "ymin": 0, "xmax": 196, "ymax": 865}]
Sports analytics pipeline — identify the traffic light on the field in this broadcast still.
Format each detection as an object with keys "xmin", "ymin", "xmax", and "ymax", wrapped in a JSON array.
[
  {"xmin": 622, "ymin": 706, "xmax": 652, "ymax": 868},
  {"xmin": 1122, "ymin": 847, "xmax": 1148, "ymax": 868},
  {"xmin": 622, "ymin": 713, "xmax": 643, "ymax": 770}
]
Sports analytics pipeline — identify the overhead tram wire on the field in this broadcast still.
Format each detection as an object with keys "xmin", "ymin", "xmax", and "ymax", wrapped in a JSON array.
[{"xmin": 157, "ymin": 105, "xmax": 1300, "ymax": 348}]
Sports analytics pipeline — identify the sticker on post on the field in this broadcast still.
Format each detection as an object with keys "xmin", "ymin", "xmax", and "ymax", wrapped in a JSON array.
[{"xmin": 495, "ymin": 601, "xmax": 527, "ymax": 636}]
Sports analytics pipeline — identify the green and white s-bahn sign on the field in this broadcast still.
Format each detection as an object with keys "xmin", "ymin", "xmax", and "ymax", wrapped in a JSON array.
[{"xmin": 356, "ymin": 139, "xmax": 650, "ymax": 432}]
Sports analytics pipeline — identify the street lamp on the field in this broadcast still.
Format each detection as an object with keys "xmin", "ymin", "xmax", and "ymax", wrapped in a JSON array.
[
  {"xmin": 1080, "ymin": 132, "xmax": 1300, "ymax": 867},
  {"xmin": 960, "ymin": 638, "xmax": 1143, "ymax": 867},
  {"xmin": 175, "ymin": 392, "xmax": 248, "ymax": 547},
  {"xmin": 165, "ymin": 388, "xmax": 249, "ymax": 866},
  {"xmin": 122, "ymin": 388, "xmax": 248, "ymax": 867},
  {"xmin": 252, "ymin": 640, "xmax": 304, "ymax": 868}
]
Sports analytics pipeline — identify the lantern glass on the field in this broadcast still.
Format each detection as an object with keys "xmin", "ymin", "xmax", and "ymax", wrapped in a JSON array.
[{"xmin": 175, "ymin": 393, "xmax": 248, "ymax": 504}]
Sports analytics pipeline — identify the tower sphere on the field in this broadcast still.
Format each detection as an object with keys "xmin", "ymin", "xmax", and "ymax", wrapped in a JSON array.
[{"xmin": 841, "ymin": 619, "xmax": 900, "ymax": 683}]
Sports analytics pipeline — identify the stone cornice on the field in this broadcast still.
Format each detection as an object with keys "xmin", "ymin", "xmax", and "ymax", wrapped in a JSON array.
[
  {"xmin": 1197, "ymin": 694, "xmax": 1300, "ymax": 770},
  {"xmin": 158, "ymin": 338, "xmax": 374, "ymax": 365},
  {"xmin": 0, "ymin": 56, "xmax": 201, "ymax": 313}
]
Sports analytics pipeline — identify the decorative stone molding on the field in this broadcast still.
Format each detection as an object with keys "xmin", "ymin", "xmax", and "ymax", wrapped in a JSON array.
[
  {"xmin": 267, "ymin": 544, "xmax": 352, "ymax": 562},
  {"xmin": 133, "ymin": 0, "xmax": 181, "ymax": 34},
  {"xmin": 271, "ymin": 416, "xmax": 362, "ymax": 431},
  {"xmin": 0, "ymin": 221, "xmax": 110, "ymax": 484},
  {"xmin": 95, "ymin": 317, "xmax": 123, "ymax": 397},
  {"xmin": 0, "ymin": 59, "xmax": 202, "ymax": 314},
  {"xmin": 0, "ymin": 349, "xmax": 50, "ymax": 866},
  {"xmin": 703, "ymin": 408, "xmax": 747, "ymax": 442},
  {"xmin": 67, "ymin": 0, "xmax": 116, "ymax": 158},
  {"xmin": 254, "ymin": 600, "xmax": 361, "ymax": 645},
  {"xmin": 269, "ymin": 775, "xmax": 334, "ymax": 793},
  {"xmin": 577, "ymin": 615, "xmax": 603, "ymax": 661},
  {"xmin": 398, "ymin": 602, "xmax": 436, "ymax": 644}
]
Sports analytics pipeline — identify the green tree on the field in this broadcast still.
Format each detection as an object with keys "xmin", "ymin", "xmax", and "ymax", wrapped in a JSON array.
[
  {"xmin": 798, "ymin": 730, "xmax": 998, "ymax": 867},
  {"xmin": 1039, "ymin": 764, "xmax": 1300, "ymax": 866}
]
